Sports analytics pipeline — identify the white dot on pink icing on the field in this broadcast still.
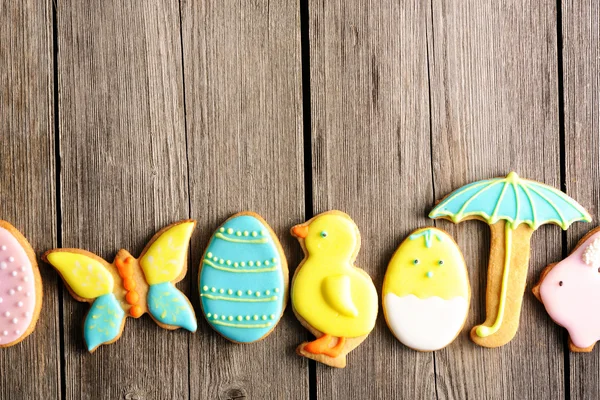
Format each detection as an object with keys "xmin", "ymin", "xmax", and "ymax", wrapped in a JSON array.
[
  {"xmin": 20, "ymin": 266, "xmax": 26, "ymax": 272},
  {"xmin": 17, "ymin": 286, "xmax": 22, "ymax": 291},
  {"xmin": 2, "ymin": 331, "xmax": 7, "ymax": 336},
  {"xmin": 11, "ymin": 318, "xmax": 17, "ymax": 324},
  {"xmin": 8, "ymin": 257, "xmax": 14, "ymax": 263},
  {"xmin": 25, "ymin": 292, "xmax": 30, "ymax": 297},
  {"xmin": 15, "ymin": 330, "xmax": 20, "ymax": 335},
  {"xmin": 22, "ymin": 277, "xmax": 28, "ymax": 282},
  {"xmin": 0, "ymin": 245, "xmax": 6, "ymax": 250},
  {"xmin": 24, "ymin": 312, "xmax": 30, "ymax": 317},
  {"xmin": 0, "ymin": 297, "xmax": 3, "ymax": 303},
  {"xmin": 4, "ymin": 311, "xmax": 10, "ymax": 317},
  {"xmin": 0, "ymin": 262, "xmax": 6, "ymax": 269},
  {"xmin": 11, "ymin": 271, "xmax": 17, "ymax": 277},
  {"xmin": 9, "ymin": 289, "xmax": 15, "ymax": 295},
  {"xmin": 17, "ymin": 301, "xmax": 23, "ymax": 307}
]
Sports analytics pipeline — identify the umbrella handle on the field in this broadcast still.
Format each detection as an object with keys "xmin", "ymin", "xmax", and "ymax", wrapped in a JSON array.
[{"xmin": 475, "ymin": 223, "xmax": 512, "ymax": 337}]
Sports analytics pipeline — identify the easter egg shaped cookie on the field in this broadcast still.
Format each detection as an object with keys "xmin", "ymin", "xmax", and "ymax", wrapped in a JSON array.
[
  {"xmin": 383, "ymin": 227, "xmax": 470, "ymax": 351},
  {"xmin": 199, "ymin": 212, "xmax": 288, "ymax": 343},
  {"xmin": 0, "ymin": 221, "xmax": 42, "ymax": 347}
]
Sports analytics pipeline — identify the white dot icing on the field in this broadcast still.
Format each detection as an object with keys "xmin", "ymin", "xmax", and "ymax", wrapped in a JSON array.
[{"xmin": 583, "ymin": 237, "xmax": 600, "ymax": 267}]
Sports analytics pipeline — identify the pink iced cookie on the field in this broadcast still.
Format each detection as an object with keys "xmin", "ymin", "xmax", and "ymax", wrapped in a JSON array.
[
  {"xmin": 0, "ymin": 221, "xmax": 42, "ymax": 347},
  {"xmin": 534, "ymin": 227, "xmax": 600, "ymax": 352}
]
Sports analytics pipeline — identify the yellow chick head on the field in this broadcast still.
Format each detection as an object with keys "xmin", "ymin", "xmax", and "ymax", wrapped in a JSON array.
[
  {"xmin": 383, "ymin": 227, "xmax": 469, "ymax": 299},
  {"xmin": 292, "ymin": 212, "xmax": 359, "ymax": 261}
]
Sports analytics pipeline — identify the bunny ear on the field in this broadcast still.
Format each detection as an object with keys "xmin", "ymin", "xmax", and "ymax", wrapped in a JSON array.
[{"xmin": 582, "ymin": 237, "xmax": 600, "ymax": 267}]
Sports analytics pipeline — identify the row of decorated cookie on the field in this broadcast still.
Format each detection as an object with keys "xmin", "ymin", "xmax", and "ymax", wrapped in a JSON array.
[{"xmin": 0, "ymin": 172, "xmax": 595, "ymax": 369}]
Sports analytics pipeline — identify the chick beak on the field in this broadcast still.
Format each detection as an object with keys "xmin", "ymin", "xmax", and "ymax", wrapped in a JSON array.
[{"xmin": 291, "ymin": 224, "xmax": 309, "ymax": 239}]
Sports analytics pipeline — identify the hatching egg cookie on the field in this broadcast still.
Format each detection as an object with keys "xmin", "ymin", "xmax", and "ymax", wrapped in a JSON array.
[{"xmin": 383, "ymin": 227, "xmax": 470, "ymax": 351}]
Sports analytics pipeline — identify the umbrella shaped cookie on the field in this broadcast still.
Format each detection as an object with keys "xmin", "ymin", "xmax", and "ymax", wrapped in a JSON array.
[{"xmin": 430, "ymin": 172, "xmax": 590, "ymax": 347}]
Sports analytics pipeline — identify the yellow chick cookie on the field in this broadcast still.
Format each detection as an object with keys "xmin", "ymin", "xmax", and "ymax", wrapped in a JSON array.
[
  {"xmin": 383, "ymin": 227, "xmax": 470, "ymax": 351},
  {"xmin": 291, "ymin": 210, "xmax": 378, "ymax": 368}
]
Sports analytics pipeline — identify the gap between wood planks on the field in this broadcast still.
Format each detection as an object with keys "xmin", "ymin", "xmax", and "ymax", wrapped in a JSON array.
[
  {"xmin": 300, "ymin": 1, "xmax": 317, "ymax": 399},
  {"xmin": 51, "ymin": 1, "xmax": 66, "ymax": 399},
  {"xmin": 555, "ymin": 0, "xmax": 571, "ymax": 398}
]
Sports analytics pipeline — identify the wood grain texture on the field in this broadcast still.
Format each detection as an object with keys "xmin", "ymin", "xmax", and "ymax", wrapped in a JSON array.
[
  {"xmin": 181, "ymin": 1, "xmax": 308, "ymax": 399},
  {"xmin": 0, "ymin": 0, "xmax": 61, "ymax": 398},
  {"xmin": 429, "ymin": 1, "xmax": 565, "ymax": 398},
  {"xmin": 562, "ymin": 0, "xmax": 600, "ymax": 398},
  {"xmin": 309, "ymin": 0, "xmax": 436, "ymax": 398},
  {"xmin": 57, "ymin": 0, "xmax": 190, "ymax": 398}
]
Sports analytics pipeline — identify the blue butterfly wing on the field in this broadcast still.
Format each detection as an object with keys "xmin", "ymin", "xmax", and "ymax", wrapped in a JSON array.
[
  {"xmin": 147, "ymin": 282, "xmax": 197, "ymax": 332},
  {"xmin": 84, "ymin": 293, "xmax": 126, "ymax": 351}
]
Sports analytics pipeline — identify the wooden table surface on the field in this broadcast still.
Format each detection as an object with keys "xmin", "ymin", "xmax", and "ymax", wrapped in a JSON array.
[{"xmin": 2, "ymin": 0, "xmax": 599, "ymax": 399}]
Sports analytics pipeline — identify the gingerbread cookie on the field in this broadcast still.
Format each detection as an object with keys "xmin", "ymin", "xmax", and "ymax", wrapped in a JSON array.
[
  {"xmin": 198, "ymin": 212, "xmax": 288, "ymax": 343},
  {"xmin": 0, "ymin": 221, "xmax": 42, "ymax": 347},
  {"xmin": 291, "ymin": 211, "xmax": 378, "ymax": 368},
  {"xmin": 430, "ymin": 172, "xmax": 590, "ymax": 347},
  {"xmin": 383, "ymin": 227, "xmax": 470, "ymax": 351},
  {"xmin": 44, "ymin": 220, "xmax": 197, "ymax": 352},
  {"xmin": 534, "ymin": 227, "xmax": 600, "ymax": 352}
]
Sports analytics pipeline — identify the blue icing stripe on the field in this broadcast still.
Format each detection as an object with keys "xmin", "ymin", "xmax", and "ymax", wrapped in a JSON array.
[
  {"xmin": 147, "ymin": 282, "xmax": 197, "ymax": 332},
  {"xmin": 84, "ymin": 293, "xmax": 125, "ymax": 351},
  {"xmin": 200, "ymin": 215, "xmax": 285, "ymax": 343}
]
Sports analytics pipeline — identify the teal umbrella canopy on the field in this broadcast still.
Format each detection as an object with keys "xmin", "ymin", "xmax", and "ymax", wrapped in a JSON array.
[{"xmin": 429, "ymin": 171, "xmax": 591, "ymax": 230}]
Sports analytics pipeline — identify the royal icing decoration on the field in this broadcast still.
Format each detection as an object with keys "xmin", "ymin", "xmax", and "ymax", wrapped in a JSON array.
[
  {"xmin": 0, "ymin": 224, "xmax": 40, "ymax": 347},
  {"xmin": 199, "ymin": 213, "xmax": 287, "ymax": 343},
  {"xmin": 536, "ymin": 228, "xmax": 600, "ymax": 350},
  {"xmin": 382, "ymin": 228, "xmax": 469, "ymax": 351},
  {"xmin": 44, "ymin": 220, "xmax": 197, "ymax": 352},
  {"xmin": 582, "ymin": 237, "xmax": 600, "ymax": 268},
  {"xmin": 430, "ymin": 172, "xmax": 590, "ymax": 347},
  {"xmin": 291, "ymin": 211, "xmax": 378, "ymax": 362}
]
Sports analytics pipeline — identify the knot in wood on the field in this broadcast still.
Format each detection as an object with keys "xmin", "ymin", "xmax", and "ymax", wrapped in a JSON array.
[
  {"xmin": 219, "ymin": 387, "xmax": 247, "ymax": 400},
  {"xmin": 123, "ymin": 391, "xmax": 144, "ymax": 400}
]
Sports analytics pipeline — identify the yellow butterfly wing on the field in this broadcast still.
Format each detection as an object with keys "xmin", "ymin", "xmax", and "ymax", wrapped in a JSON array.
[
  {"xmin": 45, "ymin": 250, "xmax": 114, "ymax": 300},
  {"xmin": 139, "ymin": 220, "xmax": 196, "ymax": 285}
]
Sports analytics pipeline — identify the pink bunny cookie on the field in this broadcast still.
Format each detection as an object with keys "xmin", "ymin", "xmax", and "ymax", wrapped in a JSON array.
[{"xmin": 534, "ymin": 227, "xmax": 600, "ymax": 352}]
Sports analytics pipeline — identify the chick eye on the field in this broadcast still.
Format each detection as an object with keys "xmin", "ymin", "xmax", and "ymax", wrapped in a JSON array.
[
  {"xmin": 559, "ymin": 281, "xmax": 563, "ymax": 287},
  {"xmin": 438, "ymin": 260, "xmax": 444, "ymax": 265},
  {"xmin": 413, "ymin": 259, "xmax": 420, "ymax": 265},
  {"xmin": 320, "ymin": 231, "xmax": 328, "ymax": 238}
]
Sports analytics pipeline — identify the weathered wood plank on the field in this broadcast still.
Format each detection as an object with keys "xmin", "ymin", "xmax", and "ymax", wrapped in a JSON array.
[
  {"xmin": 0, "ymin": 0, "xmax": 61, "ymax": 398},
  {"xmin": 57, "ymin": 1, "xmax": 190, "ymax": 398},
  {"xmin": 309, "ymin": 0, "xmax": 436, "ymax": 398},
  {"xmin": 181, "ymin": 1, "xmax": 308, "ymax": 399},
  {"xmin": 562, "ymin": 0, "xmax": 600, "ymax": 398},
  {"xmin": 428, "ymin": 1, "xmax": 565, "ymax": 399}
]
